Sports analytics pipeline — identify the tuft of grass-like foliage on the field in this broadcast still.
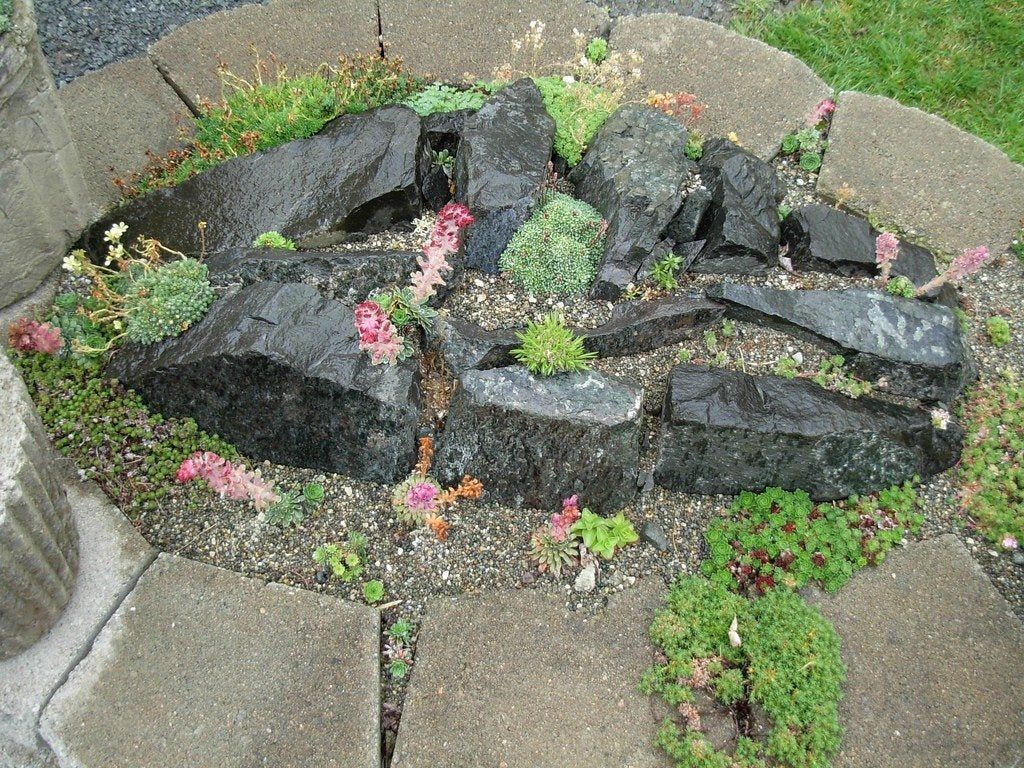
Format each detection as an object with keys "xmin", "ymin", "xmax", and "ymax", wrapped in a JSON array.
[
  {"xmin": 512, "ymin": 313, "xmax": 596, "ymax": 377},
  {"xmin": 532, "ymin": 76, "xmax": 619, "ymax": 166},
  {"xmin": 253, "ymin": 231, "xmax": 297, "ymax": 250},
  {"xmin": 640, "ymin": 576, "xmax": 845, "ymax": 768},
  {"xmin": 119, "ymin": 56, "xmax": 422, "ymax": 198},
  {"xmin": 702, "ymin": 483, "xmax": 922, "ymax": 595},
  {"xmin": 499, "ymin": 191, "xmax": 606, "ymax": 296},
  {"xmin": 732, "ymin": 0, "xmax": 1024, "ymax": 163},
  {"xmin": 957, "ymin": 372, "xmax": 1023, "ymax": 547},
  {"xmin": 10, "ymin": 351, "xmax": 236, "ymax": 515}
]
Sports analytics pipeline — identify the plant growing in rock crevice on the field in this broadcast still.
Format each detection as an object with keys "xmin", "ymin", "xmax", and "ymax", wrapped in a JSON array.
[
  {"xmin": 252, "ymin": 231, "xmax": 297, "ymax": 250},
  {"xmin": 876, "ymin": 231, "xmax": 992, "ymax": 299},
  {"xmin": 512, "ymin": 313, "xmax": 596, "ymax": 376},
  {"xmin": 780, "ymin": 98, "xmax": 835, "ymax": 172},
  {"xmin": 385, "ymin": 619, "xmax": 416, "ymax": 679},
  {"xmin": 985, "ymin": 315, "xmax": 1011, "ymax": 347}
]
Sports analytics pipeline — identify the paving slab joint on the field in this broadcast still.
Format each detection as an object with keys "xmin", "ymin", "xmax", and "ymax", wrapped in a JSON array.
[{"xmin": 147, "ymin": 52, "xmax": 201, "ymax": 118}]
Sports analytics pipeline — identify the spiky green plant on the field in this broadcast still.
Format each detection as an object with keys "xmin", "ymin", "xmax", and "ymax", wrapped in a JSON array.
[
  {"xmin": 512, "ymin": 313, "xmax": 596, "ymax": 377},
  {"xmin": 528, "ymin": 526, "xmax": 580, "ymax": 575},
  {"xmin": 253, "ymin": 231, "xmax": 297, "ymax": 250}
]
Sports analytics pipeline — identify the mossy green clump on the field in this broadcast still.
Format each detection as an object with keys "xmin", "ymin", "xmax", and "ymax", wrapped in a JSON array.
[
  {"xmin": 499, "ymin": 191, "xmax": 606, "ymax": 296},
  {"xmin": 985, "ymin": 315, "xmax": 1011, "ymax": 347},
  {"xmin": 253, "ymin": 231, "xmax": 297, "ymax": 250},
  {"xmin": 957, "ymin": 372, "xmax": 1023, "ymax": 547},
  {"xmin": 123, "ymin": 56, "xmax": 421, "ymax": 197},
  {"xmin": 532, "ymin": 76, "xmax": 618, "ymax": 166},
  {"xmin": 0, "ymin": 0, "xmax": 11, "ymax": 34},
  {"xmin": 640, "ymin": 577, "xmax": 845, "ymax": 768},
  {"xmin": 120, "ymin": 259, "xmax": 216, "ymax": 345},
  {"xmin": 402, "ymin": 83, "xmax": 487, "ymax": 116},
  {"xmin": 10, "ymin": 351, "xmax": 236, "ymax": 515},
  {"xmin": 585, "ymin": 37, "xmax": 609, "ymax": 64},
  {"xmin": 702, "ymin": 483, "xmax": 922, "ymax": 595}
]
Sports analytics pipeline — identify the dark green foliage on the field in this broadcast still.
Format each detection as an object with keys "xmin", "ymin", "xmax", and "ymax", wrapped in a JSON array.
[
  {"xmin": 499, "ymin": 191, "xmax": 606, "ymax": 296},
  {"xmin": 402, "ymin": 83, "xmax": 486, "ymax": 116},
  {"xmin": 49, "ymin": 293, "xmax": 115, "ymax": 367},
  {"xmin": 957, "ymin": 373, "xmax": 1023, "ymax": 546},
  {"xmin": 265, "ymin": 491, "xmax": 304, "ymax": 528},
  {"xmin": 511, "ymin": 313, "xmax": 597, "ymax": 376},
  {"xmin": 885, "ymin": 275, "xmax": 916, "ymax": 298},
  {"xmin": 0, "ymin": 0, "xmax": 10, "ymax": 34},
  {"xmin": 10, "ymin": 351, "xmax": 236, "ymax": 515},
  {"xmin": 651, "ymin": 253, "xmax": 684, "ymax": 290},
  {"xmin": 702, "ymin": 484, "xmax": 922, "ymax": 595},
  {"xmin": 641, "ymin": 577, "xmax": 845, "ymax": 768},
  {"xmin": 532, "ymin": 76, "xmax": 619, "ymax": 166}
]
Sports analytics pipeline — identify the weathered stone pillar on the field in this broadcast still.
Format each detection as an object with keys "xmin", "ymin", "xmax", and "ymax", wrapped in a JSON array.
[
  {"xmin": 0, "ymin": 0, "xmax": 89, "ymax": 309},
  {"xmin": 0, "ymin": 354, "xmax": 78, "ymax": 660}
]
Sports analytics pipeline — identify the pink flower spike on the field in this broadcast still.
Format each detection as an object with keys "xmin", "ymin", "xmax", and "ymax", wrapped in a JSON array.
[
  {"xmin": 8, "ymin": 318, "xmax": 63, "ymax": 355},
  {"xmin": 809, "ymin": 98, "xmax": 836, "ymax": 125},
  {"xmin": 175, "ymin": 451, "xmax": 279, "ymax": 511},
  {"xmin": 1001, "ymin": 534, "xmax": 1019, "ymax": 551},
  {"xmin": 438, "ymin": 202, "xmax": 474, "ymax": 229},
  {"xmin": 354, "ymin": 300, "xmax": 404, "ymax": 365},
  {"xmin": 949, "ymin": 246, "xmax": 990, "ymax": 281},
  {"xmin": 875, "ymin": 233, "xmax": 899, "ymax": 266}
]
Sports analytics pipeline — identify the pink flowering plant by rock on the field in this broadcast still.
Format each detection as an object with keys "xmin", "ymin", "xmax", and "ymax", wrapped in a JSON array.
[
  {"xmin": 390, "ymin": 437, "xmax": 483, "ymax": 540},
  {"xmin": 176, "ymin": 451, "xmax": 279, "ymax": 511},
  {"xmin": 779, "ymin": 98, "xmax": 835, "ymax": 173},
  {"xmin": 355, "ymin": 202, "xmax": 473, "ymax": 364},
  {"xmin": 8, "ymin": 318, "xmax": 63, "ymax": 355},
  {"xmin": 877, "ymin": 233, "xmax": 992, "ymax": 299}
]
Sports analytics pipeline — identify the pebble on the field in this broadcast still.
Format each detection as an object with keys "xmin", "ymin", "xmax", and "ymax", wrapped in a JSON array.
[{"xmin": 574, "ymin": 564, "xmax": 597, "ymax": 594}]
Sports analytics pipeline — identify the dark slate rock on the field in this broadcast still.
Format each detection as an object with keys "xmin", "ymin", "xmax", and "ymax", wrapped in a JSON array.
[
  {"xmin": 78, "ymin": 105, "xmax": 428, "ymax": 258},
  {"xmin": 654, "ymin": 364, "xmax": 963, "ymax": 500},
  {"xmin": 780, "ymin": 204, "xmax": 956, "ymax": 304},
  {"xmin": 434, "ymin": 366, "xmax": 642, "ymax": 511},
  {"xmin": 690, "ymin": 138, "xmax": 781, "ymax": 274},
  {"xmin": 421, "ymin": 165, "xmax": 453, "ymax": 211},
  {"xmin": 569, "ymin": 105, "xmax": 694, "ymax": 299},
  {"xmin": 665, "ymin": 185, "xmax": 712, "ymax": 245},
  {"xmin": 206, "ymin": 248, "xmax": 417, "ymax": 305},
  {"xmin": 580, "ymin": 294, "xmax": 725, "ymax": 357},
  {"xmin": 640, "ymin": 521, "xmax": 669, "ymax": 552},
  {"xmin": 707, "ymin": 283, "xmax": 976, "ymax": 402},
  {"xmin": 422, "ymin": 108, "xmax": 474, "ymax": 154},
  {"xmin": 106, "ymin": 282, "xmax": 421, "ymax": 483},
  {"xmin": 427, "ymin": 316, "xmax": 518, "ymax": 375},
  {"xmin": 454, "ymin": 79, "xmax": 554, "ymax": 273}
]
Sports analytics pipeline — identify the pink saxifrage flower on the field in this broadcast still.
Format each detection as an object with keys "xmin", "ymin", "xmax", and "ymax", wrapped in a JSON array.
[
  {"xmin": 948, "ymin": 245, "xmax": 990, "ymax": 281},
  {"xmin": 405, "ymin": 481, "xmax": 440, "ymax": 513},
  {"xmin": 8, "ymin": 318, "xmax": 63, "ymax": 355},
  {"xmin": 875, "ymin": 232, "xmax": 900, "ymax": 281},
  {"xmin": 809, "ymin": 98, "xmax": 836, "ymax": 125},
  {"xmin": 409, "ymin": 203, "xmax": 474, "ymax": 303},
  {"xmin": 354, "ymin": 301, "xmax": 404, "ymax": 365},
  {"xmin": 176, "ymin": 451, "xmax": 279, "ymax": 511}
]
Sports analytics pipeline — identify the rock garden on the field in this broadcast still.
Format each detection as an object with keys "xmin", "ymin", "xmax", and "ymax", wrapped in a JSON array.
[{"xmin": 2, "ymin": 3, "xmax": 1023, "ymax": 767}]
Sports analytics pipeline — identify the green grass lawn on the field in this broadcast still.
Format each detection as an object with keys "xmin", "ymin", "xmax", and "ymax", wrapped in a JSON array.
[{"xmin": 732, "ymin": 0, "xmax": 1024, "ymax": 164}]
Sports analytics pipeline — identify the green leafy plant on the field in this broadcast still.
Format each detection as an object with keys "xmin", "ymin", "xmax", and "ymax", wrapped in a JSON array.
[
  {"xmin": 313, "ymin": 533, "xmax": 368, "ymax": 582},
  {"xmin": 0, "ymin": 0, "xmax": 11, "ymax": 34},
  {"xmin": 953, "ymin": 307, "xmax": 970, "ymax": 334},
  {"xmin": 500, "ymin": 191, "xmax": 606, "ymax": 296},
  {"xmin": 813, "ymin": 354, "xmax": 873, "ymax": 398},
  {"xmin": 385, "ymin": 618, "xmax": 416, "ymax": 679},
  {"xmin": 571, "ymin": 509, "xmax": 638, "ymax": 559},
  {"xmin": 684, "ymin": 133, "xmax": 704, "ymax": 161},
  {"xmin": 774, "ymin": 355, "xmax": 799, "ymax": 379},
  {"xmin": 651, "ymin": 253, "xmax": 684, "ymax": 290},
  {"xmin": 431, "ymin": 148, "xmax": 455, "ymax": 173},
  {"xmin": 957, "ymin": 372, "xmax": 1023, "ymax": 548},
  {"xmin": 9, "ymin": 351, "xmax": 235, "ymax": 515},
  {"xmin": 885, "ymin": 275, "xmax": 916, "ymax": 297},
  {"xmin": 363, "ymin": 579, "xmax": 386, "ymax": 603},
  {"xmin": 252, "ymin": 231, "xmax": 297, "ymax": 250},
  {"xmin": 512, "ymin": 313, "xmax": 596, "ymax": 376},
  {"xmin": 402, "ymin": 82, "xmax": 487, "ymax": 116},
  {"xmin": 585, "ymin": 37, "xmax": 608, "ymax": 64},
  {"xmin": 265, "ymin": 491, "xmax": 304, "ymax": 528},
  {"xmin": 780, "ymin": 126, "xmax": 825, "ymax": 173},
  {"xmin": 702, "ymin": 483, "xmax": 922, "ymax": 595},
  {"xmin": 48, "ymin": 293, "xmax": 116, "ymax": 367},
  {"xmin": 640, "ymin": 576, "xmax": 845, "ymax": 768},
  {"xmin": 721, "ymin": 319, "xmax": 736, "ymax": 338},
  {"xmin": 119, "ymin": 55, "xmax": 421, "ymax": 197},
  {"xmin": 533, "ymin": 76, "xmax": 619, "ymax": 166},
  {"xmin": 302, "ymin": 482, "xmax": 325, "ymax": 507},
  {"xmin": 986, "ymin": 316, "xmax": 1011, "ymax": 347}
]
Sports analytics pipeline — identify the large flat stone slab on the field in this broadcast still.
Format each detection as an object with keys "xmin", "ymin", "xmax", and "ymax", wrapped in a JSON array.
[
  {"xmin": 380, "ymin": 0, "xmax": 608, "ymax": 81},
  {"xmin": 58, "ymin": 56, "xmax": 191, "ymax": 212},
  {"xmin": 149, "ymin": 0, "xmax": 380, "ymax": 110},
  {"xmin": 0, "ymin": 476, "xmax": 154, "ymax": 755},
  {"xmin": 805, "ymin": 535, "xmax": 1024, "ymax": 768},
  {"xmin": 392, "ymin": 583, "xmax": 670, "ymax": 768},
  {"xmin": 610, "ymin": 14, "xmax": 831, "ymax": 160},
  {"xmin": 818, "ymin": 91, "xmax": 1024, "ymax": 256},
  {"xmin": 40, "ymin": 554, "xmax": 380, "ymax": 768}
]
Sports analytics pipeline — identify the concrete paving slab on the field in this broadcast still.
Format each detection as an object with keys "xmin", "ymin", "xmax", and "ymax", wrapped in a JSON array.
[
  {"xmin": 818, "ymin": 91, "xmax": 1024, "ymax": 257},
  {"xmin": 149, "ymin": 0, "xmax": 380, "ymax": 110},
  {"xmin": 805, "ymin": 534, "xmax": 1024, "ymax": 768},
  {"xmin": 380, "ymin": 0, "xmax": 609, "ymax": 82},
  {"xmin": 391, "ymin": 582, "xmax": 671, "ymax": 768},
  {"xmin": 0, "ymin": 475, "xmax": 154, "ymax": 755},
  {"xmin": 610, "ymin": 14, "xmax": 831, "ymax": 160},
  {"xmin": 40, "ymin": 554, "xmax": 380, "ymax": 768},
  {"xmin": 59, "ymin": 56, "xmax": 192, "ymax": 213}
]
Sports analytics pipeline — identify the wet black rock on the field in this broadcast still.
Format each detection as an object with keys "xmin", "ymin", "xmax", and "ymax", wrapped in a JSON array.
[
  {"xmin": 569, "ymin": 105, "xmax": 694, "ymax": 298},
  {"xmin": 421, "ymin": 165, "xmax": 454, "ymax": 211},
  {"xmin": 707, "ymin": 283, "xmax": 976, "ymax": 402},
  {"xmin": 580, "ymin": 294, "xmax": 725, "ymax": 357},
  {"xmin": 655, "ymin": 364, "xmax": 963, "ymax": 500},
  {"xmin": 422, "ymin": 108, "xmax": 474, "ymax": 154},
  {"xmin": 79, "ymin": 105, "xmax": 428, "ymax": 258},
  {"xmin": 206, "ymin": 248, "xmax": 417, "ymax": 306},
  {"xmin": 434, "ymin": 366, "xmax": 642, "ymax": 511},
  {"xmin": 690, "ymin": 138, "xmax": 781, "ymax": 274},
  {"xmin": 107, "ymin": 282, "xmax": 421, "ymax": 483},
  {"xmin": 640, "ymin": 521, "xmax": 669, "ymax": 552},
  {"xmin": 665, "ymin": 185, "xmax": 712, "ymax": 245},
  {"xmin": 454, "ymin": 79, "xmax": 555, "ymax": 273},
  {"xmin": 427, "ymin": 316, "xmax": 518, "ymax": 375},
  {"xmin": 780, "ymin": 204, "xmax": 956, "ymax": 304}
]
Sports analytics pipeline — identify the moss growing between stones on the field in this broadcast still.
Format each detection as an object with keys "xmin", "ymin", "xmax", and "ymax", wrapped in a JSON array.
[
  {"xmin": 532, "ymin": 76, "xmax": 618, "ymax": 167},
  {"xmin": 10, "ymin": 351, "xmax": 236, "ymax": 515},
  {"xmin": 640, "ymin": 577, "xmax": 845, "ymax": 768},
  {"xmin": 0, "ymin": 0, "xmax": 10, "ymax": 34},
  {"xmin": 499, "ymin": 191, "xmax": 605, "ymax": 296}
]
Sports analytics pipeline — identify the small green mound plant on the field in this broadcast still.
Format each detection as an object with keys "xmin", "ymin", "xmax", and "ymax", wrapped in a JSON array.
[
  {"xmin": 780, "ymin": 126, "xmax": 825, "ymax": 172},
  {"xmin": 651, "ymin": 253, "xmax": 684, "ymax": 291},
  {"xmin": 813, "ymin": 354, "xmax": 873, "ymax": 398},
  {"xmin": 265, "ymin": 491, "xmax": 304, "ymax": 528},
  {"xmin": 499, "ymin": 191, "xmax": 606, "ymax": 296},
  {"xmin": 10, "ymin": 351, "xmax": 236, "ymax": 515},
  {"xmin": 253, "ymin": 231, "xmax": 297, "ymax": 250},
  {"xmin": 402, "ymin": 83, "xmax": 487, "ymax": 115},
  {"xmin": 885, "ymin": 274, "xmax": 916, "ymax": 298},
  {"xmin": 532, "ymin": 76, "xmax": 619, "ymax": 166},
  {"xmin": 641, "ymin": 576, "xmax": 845, "ymax": 768},
  {"xmin": 684, "ymin": 133, "xmax": 704, "ymax": 161},
  {"xmin": 363, "ymin": 579, "xmax": 386, "ymax": 603},
  {"xmin": 957, "ymin": 371, "xmax": 1023, "ymax": 548},
  {"xmin": 385, "ymin": 619, "xmax": 415, "ymax": 679},
  {"xmin": 512, "ymin": 313, "xmax": 596, "ymax": 377},
  {"xmin": 702, "ymin": 483, "xmax": 922, "ymax": 595},
  {"xmin": 313, "ymin": 532, "xmax": 368, "ymax": 582},
  {"xmin": 985, "ymin": 316, "xmax": 1011, "ymax": 347},
  {"xmin": 572, "ymin": 508, "xmax": 638, "ymax": 559},
  {"xmin": 585, "ymin": 37, "xmax": 608, "ymax": 64}
]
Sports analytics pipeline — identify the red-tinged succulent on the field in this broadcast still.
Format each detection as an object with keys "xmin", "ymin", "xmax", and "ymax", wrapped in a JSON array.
[{"xmin": 8, "ymin": 318, "xmax": 63, "ymax": 355}]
